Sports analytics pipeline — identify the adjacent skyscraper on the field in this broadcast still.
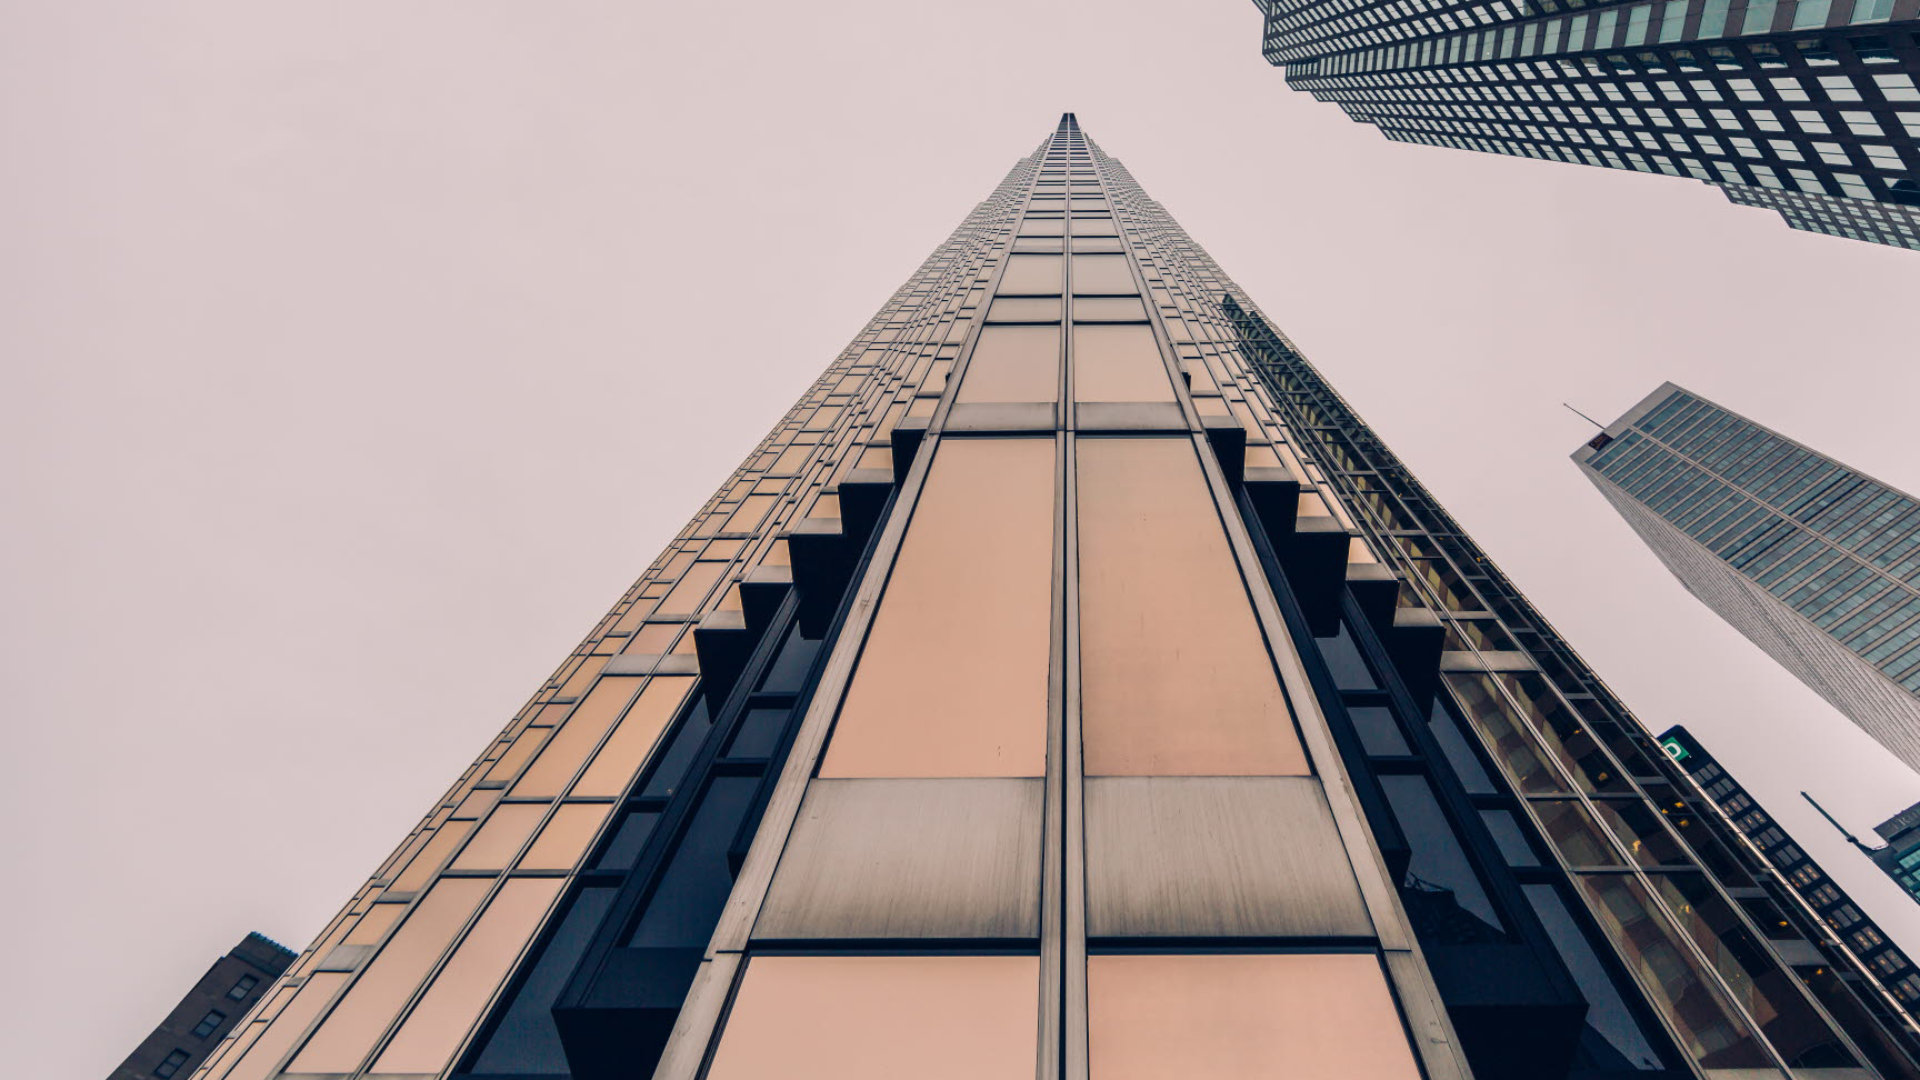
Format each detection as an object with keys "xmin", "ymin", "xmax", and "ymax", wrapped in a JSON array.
[
  {"xmin": 1251, "ymin": 1, "xmax": 1920, "ymax": 248},
  {"xmin": 1574, "ymin": 383, "xmax": 1920, "ymax": 773},
  {"xmin": 182, "ymin": 118, "xmax": 1920, "ymax": 1080}
]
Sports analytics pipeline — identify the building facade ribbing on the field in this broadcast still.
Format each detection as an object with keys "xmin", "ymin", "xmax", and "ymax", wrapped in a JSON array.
[
  {"xmin": 1574, "ymin": 383, "xmax": 1920, "ymax": 774},
  {"xmin": 1253, "ymin": 0, "xmax": 1920, "ymax": 248},
  {"xmin": 177, "ymin": 117, "xmax": 1920, "ymax": 1080}
]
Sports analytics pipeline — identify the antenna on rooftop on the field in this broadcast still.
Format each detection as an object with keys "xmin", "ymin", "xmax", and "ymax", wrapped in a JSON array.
[
  {"xmin": 1803, "ymin": 791, "xmax": 1880, "ymax": 855},
  {"xmin": 1563, "ymin": 402, "xmax": 1606, "ymax": 430}
]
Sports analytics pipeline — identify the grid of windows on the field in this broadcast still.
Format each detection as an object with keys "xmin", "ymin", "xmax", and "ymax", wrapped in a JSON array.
[
  {"xmin": 1255, "ymin": 0, "xmax": 1920, "ymax": 249},
  {"xmin": 1578, "ymin": 386, "xmax": 1920, "ymax": 775}
]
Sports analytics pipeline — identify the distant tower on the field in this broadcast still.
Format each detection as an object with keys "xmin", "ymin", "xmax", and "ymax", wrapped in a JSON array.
[
  {"xmin": 1576, "ymin": 382, "xmax": 1920, "ymax": 773},
  {"xmin": 109, "ymin": 932, "xmax": 293, "ymax": 1080}
]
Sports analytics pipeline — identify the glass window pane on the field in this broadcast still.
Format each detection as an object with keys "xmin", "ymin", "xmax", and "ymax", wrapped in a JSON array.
[
  {"xmin": 388, "ymin": 821, "xmax": 475, "ymax": 893},
  {"xmin": 512, "ymin": 677, "xmax": 644, "ymax": 798},
  {"xmin": 1520, "ymin": 884, "xmax": 1666, "ymax": 1070},
  {"xmin": 286, "ymin": 878, "xmax": 491, "ymax": 1072},
  {"xmin": 997, "ymin": 254, "xmax": 1062, "ymax": 295},
  {"xmin": 1346, "ymin": 706, "xmax": 1409, "ymax": 755},
  {"xmin": 1573, "ymin": 874, "xmax": 1772, "ymax": 1069},
  {"xmin": 1379, "ymin": 775, "xmax": 1507, "ymax": 941},
  {"xmin": 371, "ymin": 877, "xmax": 566, "ymax": 1074},
  {"xmin": 572, "ymin": 676, "xmax": 695, "ymax": 797},
  {"xmin": 1087, "ymin": 953, "xmax": 1421, "ymax": 1079},
  {"xmin": 824, "ymin": 438, "xmax": 1054, "ymax": 778},
  {"xmin": 452, "ymin": 804, "xmax": 544, "ymax": 871},
  {"xmin": 1078, "ymin": 438, "xmax": 1306, "ymax": 775},
  {"xmin": 519, "ymin": 803, "xmax": 616, "ymax": 871},
  {"xmin": 1071, "ymin": 324, "xmax": 1172, "ymax": 403},
  {"xmin": 706, "ymin": 955, "xmax": 1038, "ymax": 1080},
  {"xmin": 218, "ymin": 972, "xmax": 350, "ymax": 1080},
  {"xmin": 657, "ymin": 561, "xmax": 725, "ymax": 617},
  {"xmin": 1070, "ymin": 253, "xmax": 1137, "ymax": 295},
  {"xmin": 959, "ymin": 325, "xmax": 1059, "ymax": 404}
]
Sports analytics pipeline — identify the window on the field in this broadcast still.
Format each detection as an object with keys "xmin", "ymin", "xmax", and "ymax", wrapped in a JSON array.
[
  {"xmin": 189, "ymin": 1009, "xmax": 226, "ymax": 1039},
  {"xmin": 706, "ymin": 956, "xmax": 1037, "ymax": 1079},
  {"xmin": 225, "ymin": 974, "xmax": 259, "ymax": 1000},
  {"xmin": 153, "ymin": 1050, "xmax": 191, "ymax": 1079}
]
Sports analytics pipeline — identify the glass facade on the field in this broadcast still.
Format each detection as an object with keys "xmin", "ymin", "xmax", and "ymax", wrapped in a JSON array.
[
  {"xmin": 1251, "ymin": 0, "xmax": 1920, "ymax": 249},
  {"xmin": 183, "ymin": 117, "xmax": 1920, "ymax": 1080},
  {"xmin": 1575, "ymin": 383, "xmax": 1920, "ymax": 773}
]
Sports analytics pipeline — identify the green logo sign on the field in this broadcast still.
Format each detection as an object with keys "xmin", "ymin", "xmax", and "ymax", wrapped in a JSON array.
[{"xmin": 1659, "ymin": 737, "xmax": 1690, "ymax": 763}]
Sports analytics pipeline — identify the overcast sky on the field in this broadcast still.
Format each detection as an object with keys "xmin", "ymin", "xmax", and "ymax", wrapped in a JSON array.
[{"xmin": 7, "ymin": 3, "xmax": 1920, "ymax": 1076}]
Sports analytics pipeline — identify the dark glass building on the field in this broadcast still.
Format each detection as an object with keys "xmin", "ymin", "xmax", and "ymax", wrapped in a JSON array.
[
  {"xmin": 111, "ymin": 933, "xmax": 295, "ymax": 1080},
  {"xmin": 1251, "ymin": 0, "xmax": 1920, "ymax": 248},
  {"xmin": 1872, "ymin": 802, "xmax": 1920, "ymax": 900},
  {"xmin": 1573, "ymin": 383, "xmax": 1920, "ymax": 775},
  {"xmin": 1656, "ymin": 725, "xmax": 1920, "ymax": 1037},
  {"xmin": 182, "ymin": 117, "xmax": 1920, "ymax": 1080}
]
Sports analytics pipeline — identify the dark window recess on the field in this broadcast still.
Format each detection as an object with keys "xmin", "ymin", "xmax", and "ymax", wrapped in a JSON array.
[
  {"xmin": 756, "ymin": 626, "xmax": 823, "ymax": 694},
  {"xmin": 225, "ymin": 974, "xmax": 258, "ymax": 1001},
  {"xmin": 594, "ymin": 810, "xmax": 664, "ymax": 872},
  {"xmin": 623, "ymin": 776, "xmax": 761, "ymax": 949},
  {"xmin": 468, "ymin": 886, "xmax": 619, "ymax": 1075},
  {"xmin": 725, "ymin": 708, "xmax": 792, "ymax": 760},
  {"xmin": 154, "ymin": 1050, "xmax": 191, "ymax": 1079},
  {"xmin": 1522, "ymin": 884, "xmax": 1667, "ymax": 1072},
  {"xmin": 1478, "ymin": 809, "xmax": 1540, "ymax": 868},
  {"xmin": 1317, "ymin": 625, "xmax": 1379, "ymax": 690},
  {"xmin": 1427, "ymin": 698, "xmax": 1496, "ymax": 794},
  {"xmin": 641, "ymin": 701, "xmax": 714, "ymax": 801},
  {"xmin": 189, "ymin": 1009, "xmax": 226, "ymax": 1039},
  {"xmin": 1379, "ymin": 774, "xmax": 1508, "ymax": 943},
  {"xmin": 1346, "ymin": 705, "xmax": 1410, "ymax": 756}
]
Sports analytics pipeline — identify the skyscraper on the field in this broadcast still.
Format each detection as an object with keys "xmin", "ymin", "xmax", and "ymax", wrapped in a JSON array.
[
  {"xmin": 1573, "ymin": 382, "xmax": 1920, "ymax": 774},
  {"xmin": 1251, "ymin": 1, "xmax": 1920, "ymax": 249},
  {"xmin": 1656, "ymin": 725, "xmax": 1920, "ymax": 1032},
  {"xmin": 183, "ymin": 117, "xmax": 1919, "ymax": 1080}
]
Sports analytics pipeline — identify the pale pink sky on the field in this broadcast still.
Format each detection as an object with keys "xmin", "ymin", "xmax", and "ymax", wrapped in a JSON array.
[{"xmin": 6, "ymin": 4, "xmax": 1920, "ymax": 1076}]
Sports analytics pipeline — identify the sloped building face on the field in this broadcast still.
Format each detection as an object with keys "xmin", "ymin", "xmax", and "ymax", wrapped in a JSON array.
[
  {"xmin": 1253, "ymin": 0, "xmax": 1920, "ymax": 249},
  {"xmin": 189, "ymin": 117, "xmax": 1918, "ymax": 1080},
  {"xmin": 1574, "ymin": 383, "xmax": 1920, "ymax": 774}
]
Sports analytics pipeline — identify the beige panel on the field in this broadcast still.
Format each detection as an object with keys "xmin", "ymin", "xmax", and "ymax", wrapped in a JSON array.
[
  {"xmin": 1084, "ymin": 777, "xmax": 1372, "ymax": 938},
  {"xmin": 657, "ymin": 561, "xmax": 725, "ymax": 617},
  {"xmin": 1087, "ymin": 953, "xmax": 1421, "ymax": 1080},
  {"xmin": 572, "ymin": 675, "xmax": 695, "ymax": 797},
  {"xmin": 705, "ymin": 955, "xmax": 1038, "ymax": 1080},
  {"xmin": 450, "ymin": 803, "xmax": 543, "ymax": 871},
  {"xmin": 822, "ymin": 438, "xmax": 1053, "ymax": 778},
  {"xmin": 755, "ymin": 778, "xmax": 1042, "ymax": 940},
  {"xmin": 997, "ymin": 254, "xmax": 1062, "ymax": 295},
  {"xmin": 520, "ymin": 802, "xmax": 616, "ymax": 870},
  {"xmin": 511, "ymin": 676, "xmax": 644, "ymax": 797},
  {"xmin": 286, "ymin": 877, "xmax": 491, "ymax": 1072},
  {"xmin": 370, "ymin": 877, "xmax": 566, "ymax": 1074},
  {"xmin": 388, "ymin": 820, "xmax": 474, "ymax": 893},
  {"xmin": 1071, "ymin": 324, "xmax": 1172, "ymax": 403},
  {"xmin": 1070, "ymin": 253, "xmax": 1138, "ymax": 295},
  {"xmin": 958, "ymin": 325, "xmax": 1060, "ymax": 404},
  {"xmin": 217, "ymin": 972, "xmax": 350, "ymax": 1080},
  {"xmin": 1077, "ymin": 438, "xmax": 1306, "ymax": 775}
]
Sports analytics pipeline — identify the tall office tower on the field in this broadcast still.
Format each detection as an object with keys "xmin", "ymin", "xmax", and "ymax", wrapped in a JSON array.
[
  {"xmin": 1656, "ymin": 725, "xmax": 1920, "ymax": 1038},
  {"xmin": 1250, "ymin": 1, "xmax": 1920, "ymax": 249},
  {"xmin": 1573, "ymin": 383, "xmax": 1920, "ymax": 774},
  {"xmin": 1873, "ymin": 802, "xmax": 1920, "ymax": 899},
  {"xmin": 185, "ymin": 116, "xmax": 1920, "ymax": 1080},
  {"xmin": 112, "ymin": 933, "xmax": 295, "ymax": 1080}
]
